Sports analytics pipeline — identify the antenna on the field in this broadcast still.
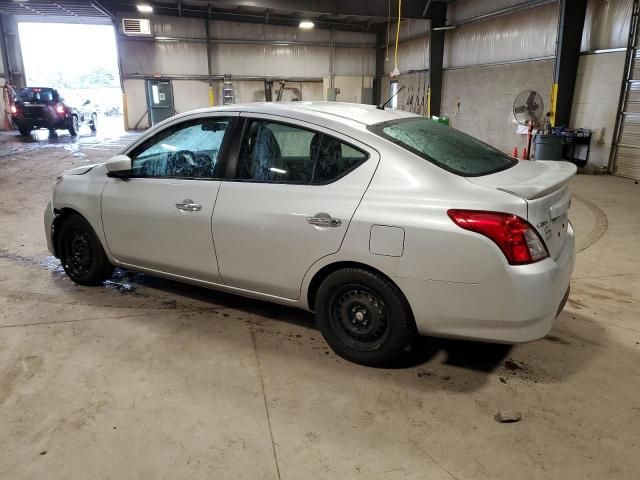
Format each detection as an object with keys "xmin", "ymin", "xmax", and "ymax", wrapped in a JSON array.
[{"xmin": 377, "ymin": 85, "xmax": 405, "ymax": 110}]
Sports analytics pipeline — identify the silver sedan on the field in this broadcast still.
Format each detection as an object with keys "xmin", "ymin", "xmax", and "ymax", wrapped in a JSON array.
[{"xmin": 44, "ymin": 102, "xmax": 575, "ymax": 366}]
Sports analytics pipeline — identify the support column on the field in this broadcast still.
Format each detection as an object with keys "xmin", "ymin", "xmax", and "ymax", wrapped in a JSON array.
[
  {"xmin": 551, "ymin": 0, "xmax": 587, "ymax": 126},
  {"xmin": 206, "ymin": 8, "xmax": 214, "ymax": 106},
  {"xmin": 373, "ymin": 31, "xmax": 386, "ymax": 105},
  {"xmin": 427, "ymin": 3, "xmax": 447, "ymax": 117},
  {"xmin": 428, "ymin": 18, "xmax": 444, "ymax": 117},
  {"xmin": 112, "ymin": 19, "xmax": 129, "ymax": 130},
  {"xmin": 0, "ymin": 15, "xmax": 11, "ymax": 85}
]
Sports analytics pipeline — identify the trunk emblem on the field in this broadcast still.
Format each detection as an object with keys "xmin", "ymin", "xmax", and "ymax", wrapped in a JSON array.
[{"xmin": 537, "ymin": 219, "xmax": 553, "ymax": 239}]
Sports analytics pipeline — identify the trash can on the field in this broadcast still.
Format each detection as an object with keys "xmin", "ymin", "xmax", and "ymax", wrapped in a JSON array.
[
  {"xmin": 431, "ymin": 116, "xmax": 450, "ymax": 126},
  {"xmin": 533, "ymin": 134, "xmax": 563, "ymax": 161}
]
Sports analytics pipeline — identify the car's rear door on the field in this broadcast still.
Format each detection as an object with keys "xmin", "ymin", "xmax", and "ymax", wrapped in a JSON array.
[
  {"xmin": 101, "ymin": 113, "xmax": 239, "ymax": 282},
  {"xmin": 211, "ymin": 114, "xmax": 379, "ymax": 299}
]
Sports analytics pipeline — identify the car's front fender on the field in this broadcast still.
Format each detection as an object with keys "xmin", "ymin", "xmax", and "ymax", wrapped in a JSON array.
[{"xmin": 51, "ymin": 164, "xmax": 112, "ymax": 261}]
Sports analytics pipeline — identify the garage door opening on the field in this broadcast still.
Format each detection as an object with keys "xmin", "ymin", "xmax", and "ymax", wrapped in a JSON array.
[{"xmin": 17, "ymin": 22, "xmax": 123, "ymax": 136}]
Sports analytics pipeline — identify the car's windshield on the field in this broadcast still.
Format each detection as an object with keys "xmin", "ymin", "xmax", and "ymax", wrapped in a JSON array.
[
  {"xmin": 369, "ymin": 117, "xmax": 516, "ymax": 176},
  {"xmin": 15, "ymin": 87, "xmax": 57, "ymax": 104}
]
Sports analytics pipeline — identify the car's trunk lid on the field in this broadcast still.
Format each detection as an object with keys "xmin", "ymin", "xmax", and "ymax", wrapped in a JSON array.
[{"xmin": 467, "ymin": 160, "xmax": 577, "ymax": 259}]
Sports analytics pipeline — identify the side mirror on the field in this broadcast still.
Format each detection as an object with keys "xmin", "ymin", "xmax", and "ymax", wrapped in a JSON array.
[
  {"xmin": 83, "ymin": 99, "xmax": 91, "ymax": 106},
  {"xmin": 106, "ymin": 154, "xmax": 132, "ymax": 178}
]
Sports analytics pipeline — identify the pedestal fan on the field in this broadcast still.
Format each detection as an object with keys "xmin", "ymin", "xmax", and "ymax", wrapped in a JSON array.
[{"xmin": 513, "ymin": 90, "xmax": 543, "ymax": 160}]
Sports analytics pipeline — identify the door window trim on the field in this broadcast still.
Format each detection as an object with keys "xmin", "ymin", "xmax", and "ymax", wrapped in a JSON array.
[
  {"xmin": 125, "ymin": 115, "xmax": 239, "ymax": 181},
  {"xmin": 225, "ymin": 116, "xmax": 370, "ymax": 186}
]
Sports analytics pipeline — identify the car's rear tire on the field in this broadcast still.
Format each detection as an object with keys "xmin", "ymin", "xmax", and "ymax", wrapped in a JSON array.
[
  {"xmin": 315, "ymin": 268, "xmax": 415, "ymax": 367},
  {"xmin": 68, "ymin": 115, "xmax": 79, "ymax": 136},
  {"xmin": 90, "ymin": 113, "xmax": 97, "ymax": 132},
  {"xmin": 18, "ymin": 126, "xmax": 31, "ymax": 137},
  {"xmin": 58, "ymin": 214, "xmax": 114, "ymax": 285}
]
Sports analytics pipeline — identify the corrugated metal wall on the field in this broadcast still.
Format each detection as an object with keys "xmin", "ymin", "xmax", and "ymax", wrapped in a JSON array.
[
  {"xmin": 117, "ymin": 14, "xmax": 376, "ymax": 128},
  {"xmin": 582, "ymin": 0, "xmax": 634, "ymax": 51},
  {"xmin": 439, "ymin": 0, "xmax": 632, "ymax": 165},
  {"xmin": 444, "ymin": 2, "xmax": 558, "ymax": 68},
  {"xmin": 117, "ymin": 14, "xmax": 377, "ymax": 79},
  {"xmin": 435, "ymin": 2, "xmax": 558, "ymax": 154},
  {"xmin": 382, "ymin": 19, "xmax": 430, "ymax": 74},
  {"xmin": 448, "ymin": 0, "xmax": 547, "ymax": 23}
]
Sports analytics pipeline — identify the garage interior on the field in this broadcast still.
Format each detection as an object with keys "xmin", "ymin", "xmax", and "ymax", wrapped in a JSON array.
[{"xmin": 0, "ymin": 0, "xmax": 639, "ymax": 478}]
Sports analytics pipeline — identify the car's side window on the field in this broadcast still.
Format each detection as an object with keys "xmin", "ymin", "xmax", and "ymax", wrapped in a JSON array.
[
  {"xmin": 235, "ymin": 119, "xmax": 369, "ymax": 185},
  {"xmin": 311, "ymin": 137, "xmax": 368, "ymax": 184},
  {"xmin": 235, "ymin": 120, "xmax": 316, "ymax": 183},
  {"xmin": 131, "ymin": 118, "xmax": 229, "ymax": 178}
]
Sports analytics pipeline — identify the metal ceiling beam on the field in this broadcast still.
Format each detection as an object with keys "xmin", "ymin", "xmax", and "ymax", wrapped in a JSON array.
[
  {"xmin": 98, "ymin": 0, "xmax": 450, "ymax": 20},
  {"xmin": 101, "ymin": 1, "xmax": 382, "ymax": 32},
  {"xmin": 196, "ymin": 0, "xmax": 447, "ymax": 19},
  {"xmin": 91, "ymin": 0, "xmax": 115, "ymax": 19}
]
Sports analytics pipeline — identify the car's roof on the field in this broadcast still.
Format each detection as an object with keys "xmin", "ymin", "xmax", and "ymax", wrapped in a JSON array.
[
  {"xmin": 20, "ymin": 86, "xmax": 56, "ymax": 90},
  {"xmin": 183, "ymin": 102, "xmax": 418, "ymax": 127}
]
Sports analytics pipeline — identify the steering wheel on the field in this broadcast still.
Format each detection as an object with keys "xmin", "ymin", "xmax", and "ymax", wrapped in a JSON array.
[{"xmin": 174, "ymin": 150, "xmax": 195, "ymax": 166}]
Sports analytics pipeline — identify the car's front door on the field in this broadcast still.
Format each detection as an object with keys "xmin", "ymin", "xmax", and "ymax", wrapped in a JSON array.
[
  {"xmin": 212, "ymin": 114, "xmax": 378, "ymax": 299},
  {"xmin": 101, "ymin": 114, "xmax": 237, "ymax": 282}
]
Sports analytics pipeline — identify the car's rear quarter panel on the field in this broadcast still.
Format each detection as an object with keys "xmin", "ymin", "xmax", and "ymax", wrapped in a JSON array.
[{"xmin": 302, "ymin": 137, "xmax": 543, "ymax": 337}]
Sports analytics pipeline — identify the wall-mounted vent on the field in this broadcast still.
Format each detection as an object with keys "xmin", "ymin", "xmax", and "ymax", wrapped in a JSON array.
[{"xmin": 122, "ymin": 18, "xmax": 151, "ymax": 36}]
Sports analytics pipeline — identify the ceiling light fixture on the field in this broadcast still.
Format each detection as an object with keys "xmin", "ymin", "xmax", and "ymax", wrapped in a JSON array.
[
  {"xmin": 299, "ymin": 20, "xmax": 314, "ymax": 29},
  {"xmin": 137, "ymin": 4, "xmax": 153, "ymax": 13},
  {"xmin": 432, "ymin": 25, "xmax": 456, "ymax": 31}
]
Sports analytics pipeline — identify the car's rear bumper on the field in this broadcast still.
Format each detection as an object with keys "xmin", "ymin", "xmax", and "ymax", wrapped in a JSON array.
[
  {"xmin": 44, "ymin": 200, "xmax": 56, "ymax": 256},
  {"xmin": 13, "ymin": 116, "xmax": 68, "ymax": 130},
  {"xmin": 394, "ymin": 223, "xmax": 575, "ymax": 343}
]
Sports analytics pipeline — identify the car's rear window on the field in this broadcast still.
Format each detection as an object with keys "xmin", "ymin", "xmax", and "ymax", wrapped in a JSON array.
[
  {"xmin": 15, "ymin": 88, "xmax": 56, "ymax": 104},
  {"xmin": 368, "ymin": 117, "xmax": 516, "ymax": 177}
]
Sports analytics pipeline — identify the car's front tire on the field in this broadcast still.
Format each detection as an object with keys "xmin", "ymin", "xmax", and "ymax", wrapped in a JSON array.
[
  {"xmin": 58, "ymin": 214, "xmax": 114, "ymax": 285},
  {"xmin": 18, "ymin": 125, "xmax": 31, "ymax": 137},
  {"xmin": 315, "ymin": 268, "xmax": 415, "ymax": 367}
]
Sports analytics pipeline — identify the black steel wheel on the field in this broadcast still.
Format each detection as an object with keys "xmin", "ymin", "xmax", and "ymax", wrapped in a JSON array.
[
  {"xmin": 329, "ymin": 285, "xmax": 390, "ymax": 351},
  {"xmin": 315, "ymin": 268, "xmax": 415, "ymax": 366},
  {"xmin": 58, "ymin": 214, "xmax": 114, "ymax": 285}
]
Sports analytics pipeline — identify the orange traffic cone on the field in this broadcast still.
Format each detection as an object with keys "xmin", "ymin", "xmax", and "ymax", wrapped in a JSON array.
[
  {"xmin": 521, "ymin": 147, "xmax": 528, "ymax": 159},
  {"xmin": 512, "ymin": 147, "xmax": 518, "ymax": 158}
]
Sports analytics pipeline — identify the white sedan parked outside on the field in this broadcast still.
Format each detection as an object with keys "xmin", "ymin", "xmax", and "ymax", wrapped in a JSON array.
[{"xmin": 44, "ymin": 102, "xmax": 576, "ymax": 365}]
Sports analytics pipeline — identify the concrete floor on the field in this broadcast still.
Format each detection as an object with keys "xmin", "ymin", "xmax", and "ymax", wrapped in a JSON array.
[{"xmin": 0, "ymin": 125, "xmax": 639, "ymax": 480}]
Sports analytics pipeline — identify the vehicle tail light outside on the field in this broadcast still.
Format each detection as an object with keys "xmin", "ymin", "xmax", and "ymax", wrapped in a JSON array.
[
  {"xmin": 56, "ymin": 104, "xmax": 65, "ymax": 114},
  {"xmin": 10, "ymin": 105, "xmax": 16, "ymax": 114},
  {"xmin": 447, "ymin": 209, "xmax": 549, "ymax": 265}
]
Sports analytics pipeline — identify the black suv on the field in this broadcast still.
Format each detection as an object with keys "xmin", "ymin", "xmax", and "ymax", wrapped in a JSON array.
[{"xmin": 11, "ymin": 87, "xmax": 97, "ymax": 137}]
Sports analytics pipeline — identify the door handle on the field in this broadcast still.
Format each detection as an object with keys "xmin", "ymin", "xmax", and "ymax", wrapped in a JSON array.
[
  {"xmin": 175, "ymin": 199, "xmax": 202, "ymax": 212},
  {"xmin": 307, "ymin": 213, "xmax": 342, "ymax": 227}
]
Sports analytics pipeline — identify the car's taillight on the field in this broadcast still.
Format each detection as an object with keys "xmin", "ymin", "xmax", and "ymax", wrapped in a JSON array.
[
  {"xmin": 10, "ymin": 105, "xmax": 16, "ymax": 114},
  {"xmin": 56, "ymin": 104, "xmax": 65, "ymax": 114},
  {"xmin": 447, "ymin": 209, "xmax": 549, "ymax": 265}
]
